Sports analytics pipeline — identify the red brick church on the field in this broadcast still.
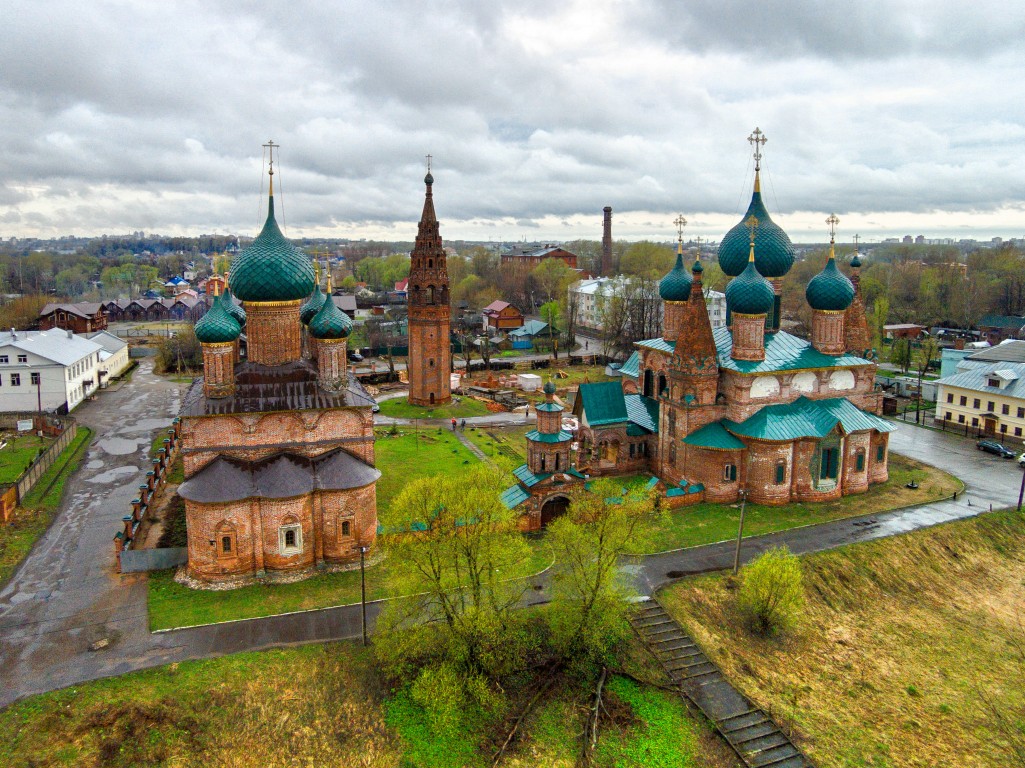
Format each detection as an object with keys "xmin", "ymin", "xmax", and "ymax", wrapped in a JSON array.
[
  {"xmin": 178, "ymin": 153, "xmax": 379, "ymax": 585},
  {"xmin": 503, "ymin": 130, "xmax": 892, "ymax": 529}
]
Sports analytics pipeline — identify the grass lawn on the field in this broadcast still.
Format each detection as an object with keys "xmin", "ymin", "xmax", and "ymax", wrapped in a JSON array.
[
  {"xmin": 631, "ymin": 454, "xmax": 962, "ymax": 554},
  {"xmin": 374, "ymin": 428, "xmax": 479, "ymax": 522},
  {"xmin": 0, "ymin": 427, "xmax": 93, "ymax": 587},
  {"xmin": 377, "ymin": 395, "xmax": 491, "ymax": 420},
  {"xmin": 0, "ymin": 433, "xmax": 53, "ymax": 484},
  {"xmin": 0, "ymin": 631, "xmax": 739, "ymax": 768},
  {"xmin": 462, "ymin": 425, "xmax": 532, "ymax": 472},
  {"xmin": 148, "ymin": 538, "xmax": 553, "ymax": 631},
  {"xmin": 660, "ymin": 508, "xmax": 1025, "ymax": 768}
]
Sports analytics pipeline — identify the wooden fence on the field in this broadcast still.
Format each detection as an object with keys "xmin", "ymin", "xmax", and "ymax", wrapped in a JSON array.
[{"xmin": 0, "ymin": 416, "xmax": 78, "ymax": 523}]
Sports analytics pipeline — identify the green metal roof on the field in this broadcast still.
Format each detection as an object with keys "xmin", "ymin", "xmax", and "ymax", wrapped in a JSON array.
[
  {"xmin": 619, "ymin": 351, "xmax": 640, "ymax": 379},
  {"xmin": 535, "ymin": 402, "xmax": 564, "ymax": 413},
  {"xmin": 300, "ymin": 284, "xmax": 326, "ymax": 324},
  {"xmin": 512, "ymin": 463, "xmax": 550, "ymax": 487},
  {"xmin": 510, "ymin": 320, "xmax": 548, "ymax": 337},
  {"xmin": 717, "ymin": 186, "xmax": 795, "ymax": 278},
  {"xmin": 682, "ymin": 421, "xmax": 747, "ymax": 450},
  {"xmin": 712, "ymin": 327, "xmax": 872, "ymax": 373},
  {"xmin": 724, "ymin": 396, "xmax": 895, "ymax": 441},
  {"xmin": 526, "ymin": 429, "xmax": 573, "ymax": 443},
  {"xmin": 636, "ymin": 337, "xmax": 675, "ymax": 354},
  {"xmin": 500, "ymin": 484, "xmax": 530, "ymax": 509},
  {"xmin": 194, "ymin": 298, "xmax": 241, "ymax": 343},
  {"xmin": 626, "ymin": 424, "xmax": 647, "ymax": 436},
  {"xmin": 625, "ymin": 393, "xmax": 659, "ymax": 434},
  {"xmin": 309, "ymin": 292, "xmax": 353, "ymax": 340},
  {"xmin": 576, "ymin": 381, "xmax": 629, "ymax": 426},
  {"xmin": 220, "ymin": 287, "xmax": 246, "ymax": 327},
  {"xmin": 229, "ymin": 195, "xmax": 317, "ymax": 302}
]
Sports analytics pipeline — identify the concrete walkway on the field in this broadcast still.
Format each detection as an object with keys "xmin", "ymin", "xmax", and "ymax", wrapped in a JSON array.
[{"xmin": 1, "ymin": 369, "xmax": 1021, "ymax": 707}]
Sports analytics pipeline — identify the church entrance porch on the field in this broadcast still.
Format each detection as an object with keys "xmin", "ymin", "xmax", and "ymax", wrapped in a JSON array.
[{"xmin": 540, "ymin": 495, "xmax": 570, "ymax": 527}]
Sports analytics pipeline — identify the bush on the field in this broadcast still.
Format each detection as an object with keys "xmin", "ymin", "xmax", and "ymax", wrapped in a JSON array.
[{"xmin": 737, "ymin": 547, "xmax": 805, "ymax": 635}]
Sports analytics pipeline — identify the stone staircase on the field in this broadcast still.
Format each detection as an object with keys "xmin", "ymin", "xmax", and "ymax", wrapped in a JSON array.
[{"xmin": 629, "ymin": 600, "xmax": 813, "ymax": 768}]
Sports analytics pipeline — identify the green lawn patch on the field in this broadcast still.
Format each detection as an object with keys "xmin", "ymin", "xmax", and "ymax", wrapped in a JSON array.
[
  {"xmin": 661, "ymin": 508, "xmax": 1025, "ymax": 768},
  {"xmin": 0, "ymin": 427, "xmax": 93, "ymax": 587},
  {"xmin": 374, "ymin": 428, "xmax": 479, "ymax": 523},
  {"xmin": 632, "ymin": 454, "xmax": 961, "ymax": 554},
  {"xmin": 0, "ymin": 433, "xmax": 53, "ymax": 484},
  {"xmin": 377, "ymin": 396, "xmax": 490, "ymax": 420},
  {"xmin": 461, "ymin": 425, "xmax": 532, "ymax": 473},
  {"xmin": 147, "ymin": 539, "xmax": 552, "ymax": 631}
]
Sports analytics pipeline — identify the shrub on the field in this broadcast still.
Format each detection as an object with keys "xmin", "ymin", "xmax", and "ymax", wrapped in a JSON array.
[{"xmin": 737, "ymin": 547, "xmax": 805, "ymax": 635}]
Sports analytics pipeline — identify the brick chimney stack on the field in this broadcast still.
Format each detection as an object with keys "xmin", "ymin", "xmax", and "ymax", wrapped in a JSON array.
[{"xmin": 601, "ymin": 206, "xmax": 613, "ymax": 276}]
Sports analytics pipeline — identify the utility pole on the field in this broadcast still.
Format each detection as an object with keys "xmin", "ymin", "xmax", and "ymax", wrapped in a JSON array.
[{"xmin": 359, "ymin": 545, "xmax": 370, "ymax": 646}]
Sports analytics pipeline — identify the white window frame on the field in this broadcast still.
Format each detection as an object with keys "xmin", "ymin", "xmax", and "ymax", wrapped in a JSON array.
[{"xmin": 279, "ymin": 524, "xmax": 303, "ymax": 555}]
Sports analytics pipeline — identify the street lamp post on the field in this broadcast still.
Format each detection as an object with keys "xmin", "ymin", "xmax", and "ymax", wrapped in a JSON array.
[
  {"xmin": 732, "ymin": 488, "xmax": 748, "ymax": 575},
  {"xmin": 359, "ymin": 545, "xmax": 370, "ymax": 646}
]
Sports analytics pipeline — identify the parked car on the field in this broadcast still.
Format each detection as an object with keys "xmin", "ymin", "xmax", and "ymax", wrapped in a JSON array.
[
  {"xmin": 1018, "ymin": 452, "xmax": 1025, "ymax": 468},
  {"xmin": 348, "ymin": 352, "xmax": 364, "ymax": 362},
  {"xmin": 976, "ymin": 440, "xmax": 1015, "ymax": 458}
]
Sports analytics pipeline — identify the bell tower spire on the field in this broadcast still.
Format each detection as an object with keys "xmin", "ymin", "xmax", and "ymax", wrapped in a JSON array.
[{"xmin": 407, "ymin": 156, "xmax": 452, "ymax": 407}]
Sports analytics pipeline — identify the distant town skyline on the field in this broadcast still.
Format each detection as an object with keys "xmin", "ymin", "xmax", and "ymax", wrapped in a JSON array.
[{"xmin": 2, "ymin": 1, "xmax": 1024, "ymax": 243}]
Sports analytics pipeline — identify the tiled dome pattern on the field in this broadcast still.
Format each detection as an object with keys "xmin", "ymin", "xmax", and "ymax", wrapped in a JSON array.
[
  {"xmin": 309, "ymin": 294, "xmax": 352, "ymax": 340},
  {"xmin": 229, "ymin": 197, "xmax": 316, "ymax": 302},
  {"xmin": 718, "ymin": 191, "xmax": 795, "ymax": 278},
  {"xmin": 806, "ymin": 256, "xmax": 855, "ymax": 311},
  {"xmin": 725, "ymin": 259, "xmax": 775, "ymax": 315},
  {"xmin": 659, "ymin": 250, "xmax": 693, "ymax": 301}
]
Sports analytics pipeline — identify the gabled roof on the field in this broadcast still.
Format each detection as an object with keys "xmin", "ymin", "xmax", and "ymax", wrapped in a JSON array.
[
  {"xmin": 512, "ymin": 463, "xmax": 550, "ymax": 487},
  {"xmin": 575, "ymin": 381, "xmax": 629, "ymax": 426},
  {"xmin": 979, "ymin": 314, "xmax": 1025, "ymax": 329},
  {"xmin": 510, "ymin": 320, "xmax": 548, "ymax": 337},
  {"xmin": 723, "ymin": 396, "xmax": 895, "ymax": 441},
  {"xmin": 0, "ymin": 329, "xmax": 102, "ymax": 366},
  {"xmin": 83, "ymin": 330, "xmax": 128, "ymax": 354},
  {"xmin": 624, "ymin": 394, "xmax": 659, "ymax": 434},
  {"xmin": 682, "ymin": 421, "xmax": 747, "ymax": 450},
  {"xmin": 936, "ymin": 361, "xmax": 1025, "ymax": 399},
  {"xmin": 482, "ymin": 300, "xmax": 519, "ymax": 315},
  {"xmin": 526, "ymin": 429, "xmax": 573, "ymax": 443},
  {"xmin": 710, "ymin": 327, "xmax": 872, "ymax": 374},
  {"xmin": 500, "ymin": 484, "xmax": 530, "ymax": 509},
  {"xmin": 40, "ymin": 302, "xmax": 104, "ymax": 318},
  {"xmin": 966, "ymin": 340, "xmax": 1025, "ymax": 364}
]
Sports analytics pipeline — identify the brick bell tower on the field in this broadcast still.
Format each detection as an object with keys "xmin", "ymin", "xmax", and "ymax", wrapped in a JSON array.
[{"xmin": 407, "ymin": 157, "xmax": 452, "ymax": 406}]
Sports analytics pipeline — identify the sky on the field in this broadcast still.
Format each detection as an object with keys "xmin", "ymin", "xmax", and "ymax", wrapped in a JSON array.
[{"xmin": 2, "ymin": 0, "xmax": 1025, "ymax": 244}]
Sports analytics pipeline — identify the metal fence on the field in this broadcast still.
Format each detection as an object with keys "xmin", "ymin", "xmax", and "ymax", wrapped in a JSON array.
[{"xmin": 118, "ymin": 547, "xmax": 188, "ymax": 573}]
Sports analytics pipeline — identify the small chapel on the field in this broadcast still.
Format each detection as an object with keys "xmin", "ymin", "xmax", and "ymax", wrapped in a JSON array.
[
  {"xmin": 178, "ymin": 148, "xmax": 380, "ymax": 585},
  {"xmin": 503, "ymin": 129, "xmax": 894, "ymax": 529}
]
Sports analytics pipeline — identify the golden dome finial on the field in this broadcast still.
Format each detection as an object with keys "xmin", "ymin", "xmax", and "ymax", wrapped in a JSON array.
[
  {"xmin": 826, "ymin": 213, "xmax": 839, "ymax": 259},
  {"xmin": 263, "ymin": 139, "xmax": 278, "ymax": 196},
  {"xmin": 745, "ymin": 215, "xmax": 759, "ymax": 262},
  {"xmin": 748, "ymin": 127, "xmax": 766, "ymax": 191}
]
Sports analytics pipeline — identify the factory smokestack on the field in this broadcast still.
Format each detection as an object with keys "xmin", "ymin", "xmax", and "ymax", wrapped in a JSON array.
[{"xmin": 601, "ymin": 206, "xmax": 612, "ymax": 276}]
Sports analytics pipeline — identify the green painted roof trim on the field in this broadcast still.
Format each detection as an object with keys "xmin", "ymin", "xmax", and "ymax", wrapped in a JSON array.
[
  {"xmin": 682, "ymin": 421, "xmax": 747, "ymax": 450},
  {"xmin": 526, "ymin": 429, "xmax": 573, "ymax": 443},
  {"xmin": 625, "ymin": 393, "xmax": 659, "ymax": 434},
  {"xmin": 711, "ymin": 327, "xmax": 872, "ymax": 373},
  {"xmin": 535, "ymin": 402, "xmax": 564, "ymax": 412},
  {"xmin": 619, "ymin": 350, "xmax": 640, "ymax": 379},
  {"xmin": 724, "ymin": 396, "xmax": 896, "ymax": 441},
  {"xmin": 512, "ymin": 463, "xmax": 550, "ymax": 487},
  {"xmin": 500, "ymin": 484, "xmax": 530, "ymax": 509}
]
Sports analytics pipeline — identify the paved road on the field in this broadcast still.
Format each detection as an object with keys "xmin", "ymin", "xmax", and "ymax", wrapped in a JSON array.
[{"xmin": 1, "ymin": 369, "xmax": 1020, "ymax": 707}]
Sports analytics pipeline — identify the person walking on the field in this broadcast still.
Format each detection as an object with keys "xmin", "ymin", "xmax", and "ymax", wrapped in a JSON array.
[
  {"xmin": 460, "ymin": 419, "xmax": 466, "ymax": 431},
  {"xmin": 451, "ymin": 417, "xmax": 457, "ymax": 431}
]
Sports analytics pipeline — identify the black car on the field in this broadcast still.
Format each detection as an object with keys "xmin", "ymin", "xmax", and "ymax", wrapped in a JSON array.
[
  {"xmin": 348, "ymin": 352, "xmax": 364, "ymax": 362},
  {"xmin": 976, "ymin": 440, "xmax": 1015, "ymax": 458}
]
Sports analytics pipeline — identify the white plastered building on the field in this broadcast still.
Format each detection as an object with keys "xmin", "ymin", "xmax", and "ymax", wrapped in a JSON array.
[{"xmin": 0, "ymin": 329, "xmax": 104, "ymax": 414}]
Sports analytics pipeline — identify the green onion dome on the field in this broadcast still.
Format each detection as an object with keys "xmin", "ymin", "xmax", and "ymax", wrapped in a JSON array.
[
  {"xmin": 228, "ymin": 195, "xmax": 316, "ymax": 302},
  {"xmin": 659, "ymin": 246, "xmax": 692, "ymax": 301},
  {"xmin": 725, "ymin": 256, "xmax": 775, "ymax": 316},
  {"xmin": 543, "ymin": 380, "xmax": 556, "ymax": 395},
  {"xmin": 220, "ymin": 286, "xmax": 246, "ymax": 327},
  {"xmin": 692, "ymin": 256, "xmax": 703, "ymax": 274},
  {"xmin": 850, "ymin": 251, "xmax": 862, "ymax": 269},
  {"xmin": 195, "ymin": 297, "xmax": 241, "ymax": 343},
  {"xmin": 300, "ymin": 282, "xmax": 326, "ymax": 325},
  {"xmin": 806, "ymin": 252, "xmax": 855, "ymax": 311},
  {"xmin": 309, "ymin": 294, "xmax": 353, "ymax": 340},
  {"xmin": 717, "ymin": 183, "xmax": 795, "ymax": 278}
]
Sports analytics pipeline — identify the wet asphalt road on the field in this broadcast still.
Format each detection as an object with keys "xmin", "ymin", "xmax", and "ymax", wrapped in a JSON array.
[{"xmin": 1, "ymin": 369, "xmax": 1021, "ymax": 708}]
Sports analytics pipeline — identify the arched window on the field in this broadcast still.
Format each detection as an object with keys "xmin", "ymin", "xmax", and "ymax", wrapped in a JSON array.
[
  {"xmin": 658, "ymin": 373, "xmax": 668, "ymax": 397},
  {"xmin": 774, "ymin": 461, "xmax": 786, "ymax": 485},
  {"xmin": 428, "ymin": 258, "xmax": 433, "ymax": 269},
  {"xmin": 340, "ymin": 518, "xmax": 352, "ymax": 538},
  {"xmin": 855, "ymin": 448, "xmax": 866, "ymax": 472},
  {"xmin": 427, "ymin": 286, "xmax": 435, "ymax": 303},
  {"xmin": 555, "ymin": 453, "xmax": 561, "ymax": 470},
  {"xmin": 216, "ymin": 521, "xmax": 237, "ymax": 559},
  {"xmin": 643, "ymin": 369, "xmax": 654, "ymax": 398},
  {"xmin": 279, "ymin": 519, "xmax": 303, "ymax": 555}
]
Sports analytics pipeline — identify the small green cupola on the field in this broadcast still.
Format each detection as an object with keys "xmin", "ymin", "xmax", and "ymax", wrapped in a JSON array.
[
  {"xmin": 219, "ymin": 285, "xmax": 246, "ymax": 327},
  {"xmin": 806, "ymin": 215, "xmax": 855, "ymax": 312},
  {"xmin": 725, "ymin": 226, "xmax": 774, "ymax": 316},
  {"xmin": 659, "ymin": 242, "xmax": 692, "ymax": 301},
  {"xmin": 309, "ymin": 275, "xmax": 352, "ymax": 340},
  {"xmin": 228, "ymin": 163, "xmax": 316, "ymax": 303},
  {"xmin": 717, "ymin": 128, "xmax": 795, "ymax": 278},
  {"xmin": 195, "ymin": 289, "xmax": 241, "ymax": 343},
  {"xmin": 300, "ymin": 272, "xmax": 326, "ymax": 325}
]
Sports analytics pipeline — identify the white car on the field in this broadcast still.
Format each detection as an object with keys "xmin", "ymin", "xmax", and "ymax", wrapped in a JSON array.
[{"xmin": 1018, "ymin": 453, "xmax": 1025, "ymax": 468}]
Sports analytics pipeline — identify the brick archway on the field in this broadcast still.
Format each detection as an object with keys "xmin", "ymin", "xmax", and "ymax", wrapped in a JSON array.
[{"xmin": 540, "ymin": 495, "xmax": 570, "ymax": 527}]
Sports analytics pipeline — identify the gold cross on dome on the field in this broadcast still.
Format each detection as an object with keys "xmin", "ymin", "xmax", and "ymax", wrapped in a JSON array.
[
  {"xmin": 853, "ymin": 233, "xmax": 860, "ymax": 250},
  {"xmin": 426, "ymin": 154, "xmax": 432, "ymax": 173},
  {"xmin": 826, "ymin": 213, "xmax": 839, "ymax": 242},
  {"xmin": 674, "ymin": 214, "xmax": 687, "ymax": 242},
  {"xmin": 748, "ymin": 127, "xmax": 766, "ymax": 171},
  {"xmin": 263, "ymin": 139, "xmax": 278, "ymax": 176},
  {"xmin": 745, "ymin": 214, "xmax": 759, "ymax": 243}
]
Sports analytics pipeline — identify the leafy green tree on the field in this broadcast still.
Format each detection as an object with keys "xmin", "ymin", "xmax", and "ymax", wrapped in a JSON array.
[
  {"xmin": 375, "ymin": 465, "xmax": 534, "ymax": 682},
  {"xmin": 619, "ymin": 241, "xmax": 673, "ymax": 280},
  {"xmin": 539, "ymin": 300, "xmax": 562, "ymax": 359},
  {"xmin": 890, "ymin": 336, "xmax": 913, "ymax": 374},
  {"xmin": 545, "ymin": 479, "xmax": 657, "ymax": 669},
  {"xmin": 737, "ymin": 547, "xmax": 805, "ymax": 636},
  {"xmin": 531, "ymin": 258, "xmax": 574, "ymax": 303},
  {"xmin": 156, "ymin": 326, "xmax": 203, "ymax": 373}
]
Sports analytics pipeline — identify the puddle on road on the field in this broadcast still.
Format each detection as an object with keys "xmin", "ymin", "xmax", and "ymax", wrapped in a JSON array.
[
  {"xmin": 86, "ymin": 460, "xmax": 104, "ymax": 469},
  {"xmin": 86, "ymin": 466, "xmax": 141, "ymax": 484},
  {"xmin": 96, "ymin": 437, "xmax": 144, "ymax": 455}
]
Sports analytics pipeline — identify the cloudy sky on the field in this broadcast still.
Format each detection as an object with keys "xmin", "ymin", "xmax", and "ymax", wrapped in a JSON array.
[{"xmin": 3, "ymin": 0, "xmax": 1025, "ymax": 244}]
